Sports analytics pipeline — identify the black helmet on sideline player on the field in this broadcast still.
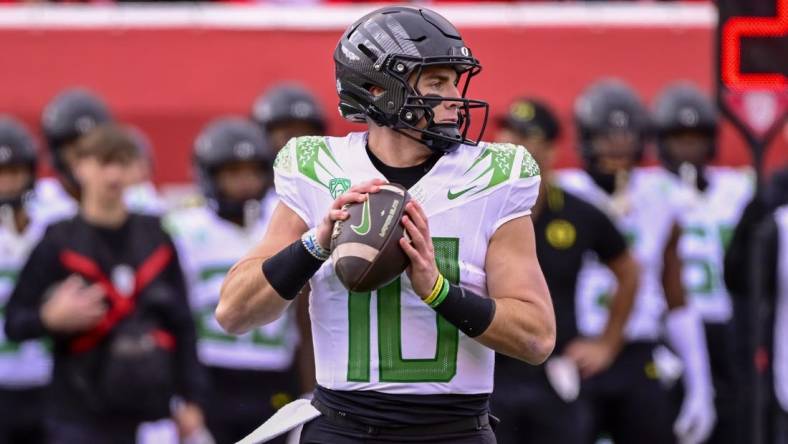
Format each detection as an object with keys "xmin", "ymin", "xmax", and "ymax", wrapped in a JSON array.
[
  {"xmin": 0, "ymin": 116, "xmax": 37, "ymax": 208},
  {"xmin": 574, "ymin": 79, "xmax": 650, "ymax": 192},
  {"xmin": 652, "ymin": 81, "xmax": 718, "ymax": 172},
  {"xmin": 41, "ymin": 88, "xmax": 113, "ymax": 188},
  {"xmin": 334, "ymin": 6, "xmax": 489, "ymax": 154},
  {"xmin": 193, "ymin": 117, "xmax": 275, "ymax": 221},
  {"xmin": 252, "ymin": 83, "xmax": 326, "ymax": 134}
]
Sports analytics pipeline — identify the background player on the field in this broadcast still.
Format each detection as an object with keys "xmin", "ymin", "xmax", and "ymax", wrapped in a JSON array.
[
  {"xmin": 651, "ymin": 82, "xmax": 753, "ymax": 443},
  {"xmin": 33, "ymin": 88, "xmax": 162, "ymax": 223},
  {"xmin": 33, "ymin": 88, "xmax": 113, "ymax": 225},
  {"xmin": 557, "ymin": 79, "xmax": 716, "ymax": 444},
  {"xmin": 492, "ymin": 98, "xmax": 638, "ymax": 444},
  {"xmin": 251, "ymin": 83, "xmax": 327, "ymax": 153},
  {"xmin": 165, "ymin": 117, "xmax": 302, "ymax": 444},
  {"xmin": 218, "ymin": 6, "xmax": 555, "ymax": 443},
  {"xmin": 0, "ymin": 116, "xmax": 51, "ymax": 444}
]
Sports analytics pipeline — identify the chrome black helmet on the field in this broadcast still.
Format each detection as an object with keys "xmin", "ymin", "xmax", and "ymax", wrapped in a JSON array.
[{"xmin": 334, "ymin": 6, "xmax": 488, "ymax": 153}]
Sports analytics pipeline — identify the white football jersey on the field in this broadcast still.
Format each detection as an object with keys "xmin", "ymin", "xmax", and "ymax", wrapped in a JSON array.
[
  {"xmin": 556, "ymin": 168, "xmax": 675, "ymax": 341},
  {"xmin": 643, "ymin": 167, "xmax": 753, "ymax": 323},
  {"xmin": 274, "ymin": 133, "xmax": 540, "ymax": 395},
  {"xmin": 30, "ymin": 177, "xmax": 165, "ymax": 226},
  {"xmin": 165, "ymin": 194, "xmax": 299, "ymax": 371},
  {"xmin": 774, "ymin": 205, "xmax": 788, "ymax": 412},
  {"xmin": 0, "ymin": 212, "xmax": 52, "ymax": 388}
]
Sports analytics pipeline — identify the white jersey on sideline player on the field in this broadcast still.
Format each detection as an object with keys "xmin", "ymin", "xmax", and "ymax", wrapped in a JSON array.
[
  {"xmin": 0, "ymin": 209, "xmax": 51, "ymax": 388},
  {"xmin": 165, "ymin": 192, "xmax": 299, "ymax": 371},
  {"xmin": 556, "ymin": 167, "xmax": 675, "ymax": 341},
  {"xmin": 29, "ymin": 176, "xmax": 165, "ymax": 226},
  {"xmin": 275, "ymin": 133, "xmax": 540, "ymax": 395},
  {"xmin": 643, "ymin": 166, "xmax": 754, "ymax": 323}
]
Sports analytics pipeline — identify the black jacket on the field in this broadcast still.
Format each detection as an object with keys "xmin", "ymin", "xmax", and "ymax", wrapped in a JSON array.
[{"xmin": 5, "ymin": 213, "xmax": 206, "ymax": 423}]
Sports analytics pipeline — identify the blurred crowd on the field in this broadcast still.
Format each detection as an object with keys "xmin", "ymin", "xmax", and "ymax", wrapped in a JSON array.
[{"xmin": 0, "ymin": 72, "xmax": 787, "ymax": 444}]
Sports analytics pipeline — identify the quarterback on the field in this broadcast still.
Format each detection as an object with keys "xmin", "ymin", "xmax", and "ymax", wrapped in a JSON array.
[{"xmin": 218, "ymin": 6, "xmax": 555, "ymax": 443}]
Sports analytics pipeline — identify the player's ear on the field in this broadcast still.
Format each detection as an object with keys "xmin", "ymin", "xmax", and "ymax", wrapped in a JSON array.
[{"xmin": 369, "ymin": 86, "xmax": 385, "ymax": 97}]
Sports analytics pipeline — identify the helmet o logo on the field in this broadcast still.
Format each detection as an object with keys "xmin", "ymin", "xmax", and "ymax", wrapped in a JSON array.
[
  {"xmin": 0, "ymin": 146, "xmax": 11, "ymax": 163},
  {"xmin": 460, "ymin": 47, "xmax": 470, "ymax": 57},
  {"xmin": 678, "ymin": 107, "xmax": 699, "ymax": 127},
  {"xmin": 292, "ymin": 102, "xmax": 313, "ymax": 119},
  {"xmin": 75, "ymin": 116, "xmax": 97, "ymax": 134},
  {"xmin": 609, "ymin": 110, "xmax": 629, "ymax": 128},
  {"xmin": 234, "ymin": 141, "xmax": 255, "ymax": 159}
]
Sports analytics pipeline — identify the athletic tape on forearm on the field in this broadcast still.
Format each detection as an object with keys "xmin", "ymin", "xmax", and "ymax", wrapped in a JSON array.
[
  {"xmin": 432, "ymin": 283, "xmax": 496, "ymax": 338},
  {"xmin": 665, "ymin": 306, "xmax": 714, "ymax": 398},
  {"xmin": 262, "ymin": 240, "xmax": 324, "ymax": 301}
]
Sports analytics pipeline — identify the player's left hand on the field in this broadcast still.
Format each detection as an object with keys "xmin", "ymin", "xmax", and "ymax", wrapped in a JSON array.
[
  {"xmin": 674, "ymin": 390, "xmax": 716, "ymax": 444},
  {"xmin": 563, "ymin": 337, "xmax": 619, "ymax": 379},
  {"xmin": 399, "ymin": 200, "xmax": 440, "ymax": 300}
]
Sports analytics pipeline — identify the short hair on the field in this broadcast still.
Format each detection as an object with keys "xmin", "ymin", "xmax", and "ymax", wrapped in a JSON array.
[{"xmin": 75, "ymin": 124, "xmax": 139, "ymax": 164}]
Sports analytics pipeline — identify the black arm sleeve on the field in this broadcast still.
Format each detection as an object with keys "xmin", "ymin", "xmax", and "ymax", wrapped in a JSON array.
[
  {"xmin": 163, "ymin": 241, "xmax": 208, "ymax": 407},
  {"xmin": 4, "ymin": 232, "xmax": 63, "ymax": 342},
  {"xmin": 589, "ymin": 205, "xmax": 628, "ymax": 263}
]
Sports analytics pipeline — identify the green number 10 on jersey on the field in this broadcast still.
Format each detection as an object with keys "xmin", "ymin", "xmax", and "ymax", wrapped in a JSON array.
[{"xmin": 347, "ymin": 238, "xmax": 461, "ymax": 383}]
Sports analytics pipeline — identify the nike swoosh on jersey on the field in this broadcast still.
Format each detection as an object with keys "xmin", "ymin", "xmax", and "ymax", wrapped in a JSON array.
[
  {"xmin": 351, "ymin": 199, "xmax": 372, "ymax": 236},
  {"xmin": 446, "ymin": 186, "xmax": 475, "ymax": 200}
]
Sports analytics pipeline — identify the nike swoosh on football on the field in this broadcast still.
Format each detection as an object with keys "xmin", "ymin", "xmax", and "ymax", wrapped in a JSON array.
[
  {"xmin": 351, "ymin": 198, "xmax": 372, "ymax": 236},
  {"xmin": 447, "ymin": 186, "xmax": 475, "ymax": 200}
]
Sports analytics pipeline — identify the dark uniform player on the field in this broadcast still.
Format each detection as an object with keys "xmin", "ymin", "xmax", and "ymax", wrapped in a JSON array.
[
  {"xmin": 491, "ymin": 98, "xmax": 638, "ymax": 444},
  {"xmin": 652, "ymin": 82, "xmax": 753, "ymax": 444},
  {"xmin": 751, "ymin": 201, "xmax": 788, "ymax": 443},
  {"xmin": 0, "ymin": 117, "xmax": 49, "ymax": 444},
  {"xmin": 251, "ymin": 83, "xmax": 327, "ymax": 152},
  {"xmin": 165, "ymin": 118, "xmax": 303, "ymax": 444},
  {"xmin": 5, "ymin": 125, "xmax": 207, "ymax": 444},
  {"xmin": 557, "ymin": 80, "xmax": 716, "ymax": 444}
]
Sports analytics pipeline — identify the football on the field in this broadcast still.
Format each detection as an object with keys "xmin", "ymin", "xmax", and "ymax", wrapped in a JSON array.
[{"xmin": 330, "ymin": 183, "xmax": 411, "ymax": 292}]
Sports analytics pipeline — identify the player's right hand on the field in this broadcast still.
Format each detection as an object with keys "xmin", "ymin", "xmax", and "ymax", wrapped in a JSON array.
[
  {"xmin": 315, "ymin": 178, "xmax": 386, "ymax": 249},
  {"xmin": 40, "ymin": 274, "xmax": 107, "ymax": 333}
]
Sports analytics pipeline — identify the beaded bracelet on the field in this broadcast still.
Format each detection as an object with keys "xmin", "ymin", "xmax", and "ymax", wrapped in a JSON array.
[{"xmin": 301, "ymin": 228, "xmax": 331, "ymax": 261}]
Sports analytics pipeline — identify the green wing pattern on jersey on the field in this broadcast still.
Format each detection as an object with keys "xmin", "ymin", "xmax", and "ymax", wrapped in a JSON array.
[
  {"xmin": 520, "ymin": 148, "xmax": 540, "ymax": 178},
  {"xmin": 273, "ymin": 138, "xmax": 296, "ymax": 173},
  {"xmin": 447, "ymin": 143, "xmax": 518, "ymax": 200},
  {"xmin": 274, "ymin": 136, "xmax": 342, "ymax": 191}
]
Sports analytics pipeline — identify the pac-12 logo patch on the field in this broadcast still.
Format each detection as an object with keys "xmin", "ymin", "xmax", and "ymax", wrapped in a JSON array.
[{"xmin": 329, "ymin": 177, "xmax": 351, "ymax": 199}]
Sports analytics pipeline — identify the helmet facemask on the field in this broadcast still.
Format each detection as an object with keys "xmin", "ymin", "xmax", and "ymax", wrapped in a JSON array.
[{"xmin": 378, "ymin": 54, "xmax": 488, "ymax": 153}]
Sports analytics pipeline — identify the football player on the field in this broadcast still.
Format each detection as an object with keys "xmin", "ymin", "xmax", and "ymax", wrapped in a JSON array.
[
  {"xmin": 557, "ymin": 79, "xmax": 716, "ymax": 444},
  {"xmin": 32, "ymin": 88, "xmax": 113, "ymax": 225},
  {"xmin": 651, "ymin": 82, "xmax": 753, "ymax": 443},
  {"xmin": 165, "ymin": 117, "xmax": 301, "ymax": 444},
  {"xmin": 0, "ymin": 116, "xmax": 51, "ymax": 444},
  {"xmin": 492, "ymin": 98, "xmax": 638, "ymax": 444},
  {"xmin": 251, "ymin": 83, "xmax": 327, "ymax": 153},
  {"xmin": 218, "ymin": 6, "xmax": 556, "ymax": 443},
  {"xmin": 32, "ymin": 88, "xmax": 161, "ymax": 224}
]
